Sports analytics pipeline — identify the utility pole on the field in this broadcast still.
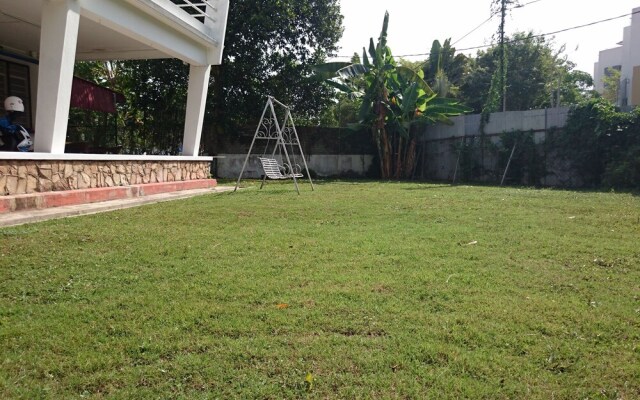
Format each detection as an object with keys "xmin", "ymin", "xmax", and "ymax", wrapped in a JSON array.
[
  {"xmin": 556, "ymin": 75, "xmax": 561, "ymax": 108},
  {"xmin": 499, "ymin": 0, "xmax": 507, "ymax": 112}
]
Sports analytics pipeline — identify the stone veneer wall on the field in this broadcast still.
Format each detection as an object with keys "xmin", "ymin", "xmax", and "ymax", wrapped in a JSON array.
[{"xmin": 0, "ymin": 160, "xmax": 211, "ymax": 195}]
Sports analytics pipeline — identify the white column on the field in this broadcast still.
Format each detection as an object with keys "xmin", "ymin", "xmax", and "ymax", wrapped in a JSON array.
[
  {"xmin": 182, "ymin": 65, "xmax": 211, "ymax": 156},
  {"xmin": 34, "ymin": 0, "xmax": 80, "ymax": 153}
]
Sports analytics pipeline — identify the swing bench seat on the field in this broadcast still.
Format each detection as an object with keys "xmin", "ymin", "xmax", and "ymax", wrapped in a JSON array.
[{"xmin": 259, "ymin": 157, "xmax": 303, "ymax": 179}]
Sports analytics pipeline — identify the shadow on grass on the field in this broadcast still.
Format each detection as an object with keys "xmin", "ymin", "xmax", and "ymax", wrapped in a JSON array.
[
  {"xmin": 220, "ymin": 176, "xmax": 639, "ymax": 196},
  {"xmin": 428, "ymin": 178, "xmax": 640, "ymax": 196}
]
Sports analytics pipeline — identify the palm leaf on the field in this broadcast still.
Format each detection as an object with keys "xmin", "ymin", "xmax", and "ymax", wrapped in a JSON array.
[
  {"xmin": 325, "ymin": 80, "xmax": 356, "ymax": 93},
  {"xmin": 369, "ymin": 38, "xmax": 381, "ymax": 67},
  {"xmin": 427, "ymin": 98, "xmax": 473, "ymax": 113},
  {"xmin": 337, "ymin": 64, "xmax": 369, "ymax": 79},
  {"xmin": 311, "ymin": 62, "xmax": 352, "ymax": 76},
  {"xmin": 401, "ymin": 83, "xmax": 419, "ymax": 116},
  {"xmin": 396, "ymin": 66, "xmax": 434, "ymax": 96},
  {"xmin": 362, "ymin": 48, "xmax": 371, "ymax": 68},
  {"xmin": 378, "ymin": 12, "xmax": 389, "ymax": 51}
]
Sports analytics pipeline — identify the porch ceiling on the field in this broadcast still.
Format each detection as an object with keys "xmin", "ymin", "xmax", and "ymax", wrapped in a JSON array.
[{"xmin": 0, "ymin": 0, "xmax": 183, "ymax": 61}]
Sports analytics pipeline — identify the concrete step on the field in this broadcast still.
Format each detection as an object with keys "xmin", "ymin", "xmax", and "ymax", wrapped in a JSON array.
[{"xmin": 0, "ymin": 179, "xmax": 217, "ymax": 213}]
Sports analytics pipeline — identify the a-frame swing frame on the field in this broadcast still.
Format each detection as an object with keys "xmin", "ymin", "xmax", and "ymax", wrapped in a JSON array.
[{"xmin": 234, "ymin": 96, "xmax": 314, "ymax": 194}]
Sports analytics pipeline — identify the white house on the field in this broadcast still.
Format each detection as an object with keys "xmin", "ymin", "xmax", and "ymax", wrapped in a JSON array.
[
  {"xmin": 0, "ymin": 0, "xmax": 229, "ymax": 155},
  {"xmin": 0, "ymin": 0, "xmax": 230, "ymax": 201},
  {"xmin": 593, "ymin": 6, "xmax": 640, "ymax": 107}
]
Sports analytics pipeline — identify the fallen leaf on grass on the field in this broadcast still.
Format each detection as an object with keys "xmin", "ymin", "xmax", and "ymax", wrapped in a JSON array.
[
  {"xmin": 276, "ymin": 303, "xmax": 289, "ymax": 309},
  {"xmin": 305, "ymin": 372, "xmax": 314, "ymax": 390},
  {"xmin": 593, "ymin": 258, "xmax": 611, "ymax": 267}
]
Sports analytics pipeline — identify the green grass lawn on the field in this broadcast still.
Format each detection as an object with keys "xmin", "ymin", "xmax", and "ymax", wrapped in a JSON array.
[{"xmin": 1, "ymin": 181, "xmax": 639, "ymax": 399}]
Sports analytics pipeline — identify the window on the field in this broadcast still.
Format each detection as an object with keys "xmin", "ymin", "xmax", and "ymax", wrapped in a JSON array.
[
  {"xmin": 604, "ymin": 65, "xmax": 622, "ymax": 76},
  {"xmin": 0, "ymin": 60, "xmax": 32, "ymax": 129}
]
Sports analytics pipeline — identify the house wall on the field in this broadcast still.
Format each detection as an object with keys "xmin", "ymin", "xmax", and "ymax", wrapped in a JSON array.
[
  {"xmin": 633, "ymin": 66, "xmax": 640, "ymax": 106},
  {"xmin": 594, "ymin": 47, "xmax": 622, "ymax": 93},
  {"xmin": 621, "ymin": 9, "xmax": 640, "ymax": 106},
  {"xmin": 594, "ymin": 7, "xmax": 640, "ymax": 105}
]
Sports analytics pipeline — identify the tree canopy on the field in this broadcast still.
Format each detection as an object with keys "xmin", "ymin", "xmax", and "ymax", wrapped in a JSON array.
[
  {"xmin": 459, "ymin": 32, "xmax": 593, "ymax": 113},
  {"xmin": 210, "ymin": 0, "xmax": 343, "ymax": 129},
  {"xmin": 422, "ymin": 39, "xmax": 468, "ymax": 98}
]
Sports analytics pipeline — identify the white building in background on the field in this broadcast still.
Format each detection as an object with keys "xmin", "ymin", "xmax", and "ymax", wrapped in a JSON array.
[{"xmin": 594, "ymin": 6, "xmax": 640, "ymax": 107}]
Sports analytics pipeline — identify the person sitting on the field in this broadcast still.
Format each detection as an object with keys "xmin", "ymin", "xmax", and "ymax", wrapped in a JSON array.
[
  {"xmin": 0, "ymin": 96, "xmax": 32, "ymax": 151},
  {"xmin": 0, "ymin": 96, "xmax": 24, "ymax": 132}
]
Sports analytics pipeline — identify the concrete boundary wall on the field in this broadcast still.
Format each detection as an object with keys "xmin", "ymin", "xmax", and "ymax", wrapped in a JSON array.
[
  {"xmin": 419, "ymin": 107, "xmax": 572, "ymax": 185},
  {"xmin": 215, "ymin": 108, "xmax": 573, "ymax": 183},
  {"xmin": 423, "ymin": 107, "xmax": 570, "ymax": 142},
  {"xmin": 217, "ymin": 154, "xmax": 374, "ymax": 179}
]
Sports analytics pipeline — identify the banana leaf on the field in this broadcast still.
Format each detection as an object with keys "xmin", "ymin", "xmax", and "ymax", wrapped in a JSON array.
[
  {"xmin": 336, "ymin": 63, "xmax": 369, "ymax": 79},
  {"xmin": 362, "ymin": 48, "xmax": 371, "ymax": 68},
  {"xmin": 325, "ymin": 80, "xmax": 356, "ymax": 94}
]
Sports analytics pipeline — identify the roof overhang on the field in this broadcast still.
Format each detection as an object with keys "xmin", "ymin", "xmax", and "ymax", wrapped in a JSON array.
[{"xmin": 0, "ymin": 0, "xmax": 228, "ymax": 65}]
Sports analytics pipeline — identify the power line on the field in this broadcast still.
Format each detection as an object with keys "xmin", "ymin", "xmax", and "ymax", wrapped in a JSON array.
[
  {"xmin": 512, "ymin": 0, "xmax": 543, "ymax": 10},
  {"xmin": 332, "ymin": 9, "xmax": 638, "ymax": 59},
  {"xmin": 452, "ymin": 0, "xmax": 544, "ymax": 45},
  {"xmin": 452, "ymin": 15, "xmax": 495, "ymax": 46}
]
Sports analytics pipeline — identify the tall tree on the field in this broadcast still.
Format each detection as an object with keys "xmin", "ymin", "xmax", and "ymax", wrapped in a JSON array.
[
  {"xmin": 558, "ymin": 68, "xmax": 594, "ymax": 106},
  {"xmin": 602, "ymin": 67, "xmax": 621, "ymax": 104},
  {"xmin": 422, "ymin": 39, "xmax": 468, "ymax": 97},
  {"xmin": 460, "ymin": 32, "xmax": 589, "ymax": 112},
  {"xmin": 207, "ymin": 0, "xmax": 343, "ymax": 147},
  {"xmin": 117, "ymin": 60, "xmax": 190, "ymax": 153}
]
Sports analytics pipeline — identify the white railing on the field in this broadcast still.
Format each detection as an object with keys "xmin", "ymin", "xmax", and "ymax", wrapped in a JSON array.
[
  {"xmin": 168, "ymin": 0, "xmax": 216, "ymax": 27},
  {"xmin": 145, "ymin": 0, "xmax": 229, "ymax": 63}
]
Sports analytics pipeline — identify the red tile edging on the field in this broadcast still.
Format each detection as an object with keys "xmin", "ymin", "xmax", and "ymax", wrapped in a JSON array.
[{"xmin": 0, "ymin": 179, "xmax": 217, "ymax": 213}]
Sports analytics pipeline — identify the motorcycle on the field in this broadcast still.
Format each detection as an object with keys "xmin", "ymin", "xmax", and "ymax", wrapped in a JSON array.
[{"xmin": 0, "ymin": 124, "xmax": 33, "ymax": 152}]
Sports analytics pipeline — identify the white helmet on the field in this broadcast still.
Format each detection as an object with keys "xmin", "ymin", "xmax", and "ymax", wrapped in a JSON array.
[{"xmin": 4, "ymin": 96, "xmax": 24, "ymax": 112}]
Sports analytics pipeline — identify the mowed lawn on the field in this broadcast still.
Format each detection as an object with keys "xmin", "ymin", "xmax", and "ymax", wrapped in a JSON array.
[{"xmin": 1, "ymin": 181, "xmax": 639, "ymax": 399}]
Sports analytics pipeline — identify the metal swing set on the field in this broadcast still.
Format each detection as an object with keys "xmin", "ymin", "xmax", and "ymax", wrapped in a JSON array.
[{"xmin": 234, "ymin": 96, "xmax": 314, "ymax": 194}]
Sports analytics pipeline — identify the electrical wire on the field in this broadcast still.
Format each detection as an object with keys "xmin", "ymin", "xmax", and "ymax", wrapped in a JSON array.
[
  {"xmin": 452, "ymin": 0, "xmax": 544, "ymax": 45},
  {"xmin": 452, "ymin": 14, "xmax": 495, "ymax": 46},
  {"xmin": 332, "ymin": 9, "xmax": 639, "ymax": 59}
]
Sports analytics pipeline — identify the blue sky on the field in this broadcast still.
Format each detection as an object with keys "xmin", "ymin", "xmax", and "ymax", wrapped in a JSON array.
[{"xmin": 334, "ymin": 0, "xmax": 639, "ymax": 75}]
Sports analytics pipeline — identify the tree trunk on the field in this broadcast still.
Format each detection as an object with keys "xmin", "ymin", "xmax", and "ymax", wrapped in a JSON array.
[
  {"xmin": 374, "ymin": 99, "xmax": 392, "ymax": 179},
  {"xmin": 394, "ymin": 136, "xmax": 403, "ymax": 179},
  {"xmin": 404, "ymin": 138, "xmax": 417, "ymax": 179},
  {"xmin": 379, "ymin": 126, "xmax": 391, "ymax": 178},
  {"xmin": 372, "ymin": 126, "xmax": 383, "ymax": 176},
  {"xmin": 205, "ymin": 65, "xmax": 224, "ymax": 155}
]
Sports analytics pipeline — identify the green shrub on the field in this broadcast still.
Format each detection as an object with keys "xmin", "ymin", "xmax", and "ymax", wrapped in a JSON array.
[{"xmin": 551, "ymin": 99, "xmax": 640, "ymax": 189}]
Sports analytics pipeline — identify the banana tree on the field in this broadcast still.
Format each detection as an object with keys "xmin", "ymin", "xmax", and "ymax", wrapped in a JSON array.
[{"xmin": 313, "ymin": 12, "xmax": 470, "ymax": 179}]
